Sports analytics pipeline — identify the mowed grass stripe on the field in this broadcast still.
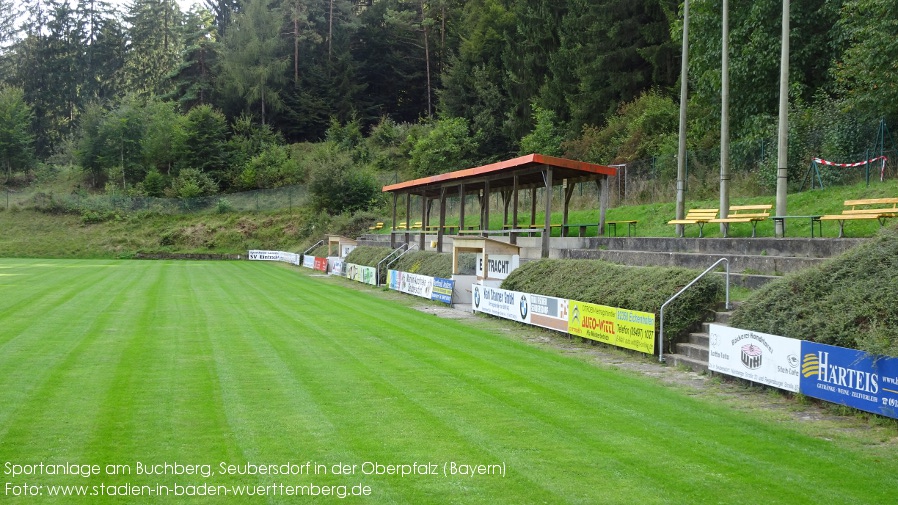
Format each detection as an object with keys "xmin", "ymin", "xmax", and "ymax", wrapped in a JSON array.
[
  {"xmin": 0, "ymin": 261, "xmax": 150, "ymax": 449},
  {"xmin": 0, "ymin": 259, "xmax": 895, "ymax": 505}
]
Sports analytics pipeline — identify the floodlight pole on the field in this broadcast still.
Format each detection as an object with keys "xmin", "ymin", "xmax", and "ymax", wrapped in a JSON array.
[
  {"xmin": 719, "ymin": 0, "xmax": 730, "ymax": 233},
  {"xmin": 675, "ymin": 0, "xmax": 690, "ymax": 237},
  {"xmin": 775, "ymin": 0, "xmax": 790, "ymax": 237}
]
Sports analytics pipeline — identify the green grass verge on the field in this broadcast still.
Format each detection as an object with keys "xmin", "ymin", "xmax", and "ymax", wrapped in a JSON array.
[{"xmin": 0, "ymin": 259, "xmax": 895, "ymax": 503}]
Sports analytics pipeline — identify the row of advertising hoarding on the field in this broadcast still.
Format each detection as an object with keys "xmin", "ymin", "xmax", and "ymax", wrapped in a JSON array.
[
  {"xmin": 472, "ymin": 284, "xmax": 657, "ymax": 355},
  {"xmin": 709, "ymin": 325, "xmax": 898, "ymax": 419},
  {"xmin": 386, "ymin": 270, "xmax": 455, "ymax": 305}
]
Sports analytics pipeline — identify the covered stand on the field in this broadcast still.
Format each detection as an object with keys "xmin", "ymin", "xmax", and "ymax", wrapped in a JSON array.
[{"xmin": 382, "ymin": 154, "xmax": 617, "ymax": 258}]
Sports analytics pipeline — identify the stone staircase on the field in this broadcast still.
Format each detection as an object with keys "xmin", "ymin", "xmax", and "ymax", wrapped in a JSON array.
[{"xmin": 664, "ymin": 304, "xmax": 735, "ymax": 373}]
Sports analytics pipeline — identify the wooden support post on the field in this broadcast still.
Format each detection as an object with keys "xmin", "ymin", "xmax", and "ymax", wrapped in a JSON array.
[
  {"xmin": 542, "ymin": 167, "xmax": 553, "ymax": 258},
  {"xmin": 391, "ymin": 192, "xmax": 397, "ymax": 248},
  {"xmin": 597, "ymin": 177, "xmax": 609, "ymax": 236},
  {"xmin": 437, "ymin": 187, "xmax": 447, "ymax": 252},
  {"xmin": 511, "ymin": 175, "xmax": 519, "ymax": 245},
  {"xmin": 482, "ymin": 180, "xmax": 491, "ymax": 232},
  {"xmin": 459, "ymin": 183, "xmax": 466, "ymax": 231},
  {"xmin": 420, "ymin": 192, "xmax": 427, "ymax": 251},
  {"xmin": 562, "ymin": 181, "xmax": 575, "ymax": 236}
]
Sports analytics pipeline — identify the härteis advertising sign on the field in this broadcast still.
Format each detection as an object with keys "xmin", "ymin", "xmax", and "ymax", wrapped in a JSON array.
[
  {"xmin": 708, "ymin": 325, "xmax": 801, "ymax": 392},
  {"xmin": 800, "ymin": 341, "xmax": 898, "ymax": 418}
]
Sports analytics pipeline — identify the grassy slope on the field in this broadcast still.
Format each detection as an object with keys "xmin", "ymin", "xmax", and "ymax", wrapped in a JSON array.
[
  {"xmin": 2, "ymin": 178, "xmax": 897, "ymax": 258},
  {"xmin": 0, "ymin": 259, "xmax": 895, "ymax": 504}
]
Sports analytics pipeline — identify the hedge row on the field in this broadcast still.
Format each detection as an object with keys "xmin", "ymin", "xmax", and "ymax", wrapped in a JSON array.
[
  {"xmin": 501, "ymin": 259, "xmax": 724, "ymax": 350},
  {"xmin": 730, "ymin": 226, "xmax": 898, "ymax": 356},
  {"xmin": 344, "ymin": 246, "xmax": 392, "ymax": 268}
]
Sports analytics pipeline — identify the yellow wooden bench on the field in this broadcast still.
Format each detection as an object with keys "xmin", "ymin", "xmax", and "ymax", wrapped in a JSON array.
[
  {"xmin": 668, "ymin": 208, "xmax": 719, "ymax": 237},
  {"xmin": 368, "ymin": 222, "xmax": 384, "ymax": 231},
  {"xmin": 819, "ymin": 198, "xmax": 898, "ymax": 237},
  {"xmin": 709, "ymin": 204, "xmax": 772, "ymax": 237},
  {"xmin": 410, "ymin": 221, "xmax": 423, "ymax": 230}
]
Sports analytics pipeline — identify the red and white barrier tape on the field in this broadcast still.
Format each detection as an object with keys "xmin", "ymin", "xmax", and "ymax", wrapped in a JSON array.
[{"xmin": 813, "ymin": 155, "xmax": 889, "ymax": 181}]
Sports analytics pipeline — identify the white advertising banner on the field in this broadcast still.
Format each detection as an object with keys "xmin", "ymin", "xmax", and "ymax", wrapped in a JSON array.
[
  {"xmin": 328, "ymin": 257, "xmax": 344, "ymax": 276},
  {"xmin": 388, "ymin": 270, "xmax": 434, "ymax": 299},
  {"xmin": 708, "ymin": 324, "xmax": 802, "ymax": 392},
  {"xmin": 475, "ymin": 254, "xmax": 520, "ymax": 280},
  {"xmin": 302, "ymin": 255, "xmax": 315, "ymax": 269},
  {"xmin": 472, "ymin": 284, "xmax": 530, "ymax": 324},
  {"xmin": 248, "ymin": 250, "xmax": 299, "ymax": 265}
]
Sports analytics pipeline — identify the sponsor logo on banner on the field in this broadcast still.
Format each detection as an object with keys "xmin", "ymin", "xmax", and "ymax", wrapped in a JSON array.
[
  {"xmin": 328, "ymin": 258, "xmax": 344, "ymax": 276},
  {"xmin": 346, "ymin": 263, "xmax": 377, "ymax": 286},
  {"xmin": 313, "ymin": 257, "xmax": 328, "ymax": 272},
  {"xmin": 431, "ymin": 277, "xmax": 454, "ymax": 305},
  {"xmin": 248, "ymin": 250, "xmax": 299, "ymax": 265},
  {"xmin": 475, "ymin": 254, "xmax": 520, "ymax": 280},
  {"xmin": 528, "ymin": 294, "xmax": 569, "ymax": 333},
  {"xmin": 302, "ymin": 255, "xmax": 315, "ymax": 269},
  {"xmin": 800, "ymin": 341, "xmax": 898, "ymax": 419},
  {"xmin": 248, "ymin": 250, "xmax": 280, "ymax": 261},
  {"xmin": 568, "ymin": 301, "xmax": 655, "ymax": 354},
  {"xmin": 708, "ymin": 325, "xmax": 801, "ymax": 392},
  {"xmin": 472, "ymin": 285, "xmax": 529, "ymax": 324}
]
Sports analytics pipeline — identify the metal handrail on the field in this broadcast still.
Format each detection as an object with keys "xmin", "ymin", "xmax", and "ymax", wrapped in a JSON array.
[
  {"xmin": 658, "ymin": 258, "xmax": 730, "ymax": 363},
  {"xmin": 301, "ymin": 240, "xmax": 324, "ymax": 256},
  {"xmin": 376, "ymin": 244, "xmax": 409, "ymax": 286},
  {"xmin": 386, "ymin": 242, "xmax": 419, "ymax": 270}
]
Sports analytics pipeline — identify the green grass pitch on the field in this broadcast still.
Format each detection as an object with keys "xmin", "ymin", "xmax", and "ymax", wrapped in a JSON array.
[{"xmin": 0, "ymin": 259, "xmax": 895, "ymax": 504}]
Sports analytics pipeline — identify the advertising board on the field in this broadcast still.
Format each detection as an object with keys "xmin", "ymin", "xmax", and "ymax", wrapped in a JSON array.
[
  {"xmin": 708, "ymin": 324, "xmax": 801, "ymax": 392},
  {"xmin": 431, "ymin": 277, "xmax": 454, "ymax": 305},
  {"xmin": 567, "ymin": 301, "xmax": 655, "ymax": 354},
  {"xmin": 248, "ymin": 250, "xmax": 300, "ymax": 265},
  {"xmin": 527, "ymin": 294, "xmax": 569, "ymax": 333},
  {"xmin": 328, "ymin": 258, "xmax": 344, "ymax": 276},
  {"xmin": 800, "ymin": 341, "xmax": 898, "ymax": 419},
  {"xmin": 472, "ymin": 285, "xmax": 529, "ymax": 324},
  {"xmin": 475, "ymin": 254, "xmax": 519, "ymax": 280},
  {"xmin": 302, "ymin": 255, "xmax": 315, "ymax": 269},
  {"xmin": 346, "ymin": 263, "xmax": 377, "ymax": 286},
  {"xmin": 313, "ymin": 257, "xmax": 328, "ymax": 272}
]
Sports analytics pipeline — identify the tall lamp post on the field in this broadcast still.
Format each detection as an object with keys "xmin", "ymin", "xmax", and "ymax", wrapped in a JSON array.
[
  {"xmin": 675, "ymin": 0, "xmax": 690, "ymax": 237},
  {"xmin": 775, "ymin": 0, "xmax": 790, "ymax": 237}
]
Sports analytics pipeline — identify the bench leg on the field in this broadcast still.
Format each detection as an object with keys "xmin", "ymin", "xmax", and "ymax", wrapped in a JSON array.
[
  {"xmin": 721, "ymin": 223, "xmax": 729, "ymax": 238},
  {"xmin": 698, "ymin": 222, "xmax": 705, "ymax": 238},
  {"xmin": 628, "ymin": 222, "xmax": 635, "ymax": 237},
  {"xmin": 838, "ymin": 220, "xmax": 845, "ymax": 238},
  {"xmin": 751, "ymin": 221, "xmax": 757, "ymax": 238}
]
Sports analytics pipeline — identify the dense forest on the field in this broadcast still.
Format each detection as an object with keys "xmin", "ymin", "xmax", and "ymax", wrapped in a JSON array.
[{"xmin": 1, "ymin": 0, "xmax": 896, "ymax": 213}]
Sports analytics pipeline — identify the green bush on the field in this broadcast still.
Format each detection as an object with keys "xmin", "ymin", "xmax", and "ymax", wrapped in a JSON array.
[
  {"xmin": 730, "ymin": 226, "xmax": 898, "ymax": 356},
  {"xmin": 344, "ymin": 246, "xmax": 393, "ymax": 267},
  {"xmin": 502, "ymin": 259, "xmax": 724, "ymax": 351},
  {"xmin": 392, "ymin": 251, "xmax": 452, "ymax": 278}
]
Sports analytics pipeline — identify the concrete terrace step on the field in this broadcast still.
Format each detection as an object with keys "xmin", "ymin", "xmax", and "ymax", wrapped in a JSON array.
[
  {"xmin": 675, "ymin": 342, "xmax": 709, "ymax": 361},
  {"xmin": 561, "ymin": 248, "xmax": 823, "ymax": 276},
  {"xmin": 688, "ymin": 332, "xmax": 709, "ymax": 347},
  {"xmin": 666, "ymin": 353, "xmax": 709, "ymax": 374}
]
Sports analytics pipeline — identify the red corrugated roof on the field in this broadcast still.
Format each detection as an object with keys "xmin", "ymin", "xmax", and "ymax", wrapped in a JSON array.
[{"xmin": 382, "ymin": 153, "xmax": 617, "ymax": 193}]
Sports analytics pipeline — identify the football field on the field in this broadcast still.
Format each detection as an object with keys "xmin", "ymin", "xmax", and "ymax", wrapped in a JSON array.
[{"xmin": 0, "ymin": 259, "xmax": 895, "ymax": 504}]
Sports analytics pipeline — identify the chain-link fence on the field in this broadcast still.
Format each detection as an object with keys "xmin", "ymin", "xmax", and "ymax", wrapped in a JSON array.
[{"xmin": 17, "ymin": 185, "xmax": 309, "ymax": 216}]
